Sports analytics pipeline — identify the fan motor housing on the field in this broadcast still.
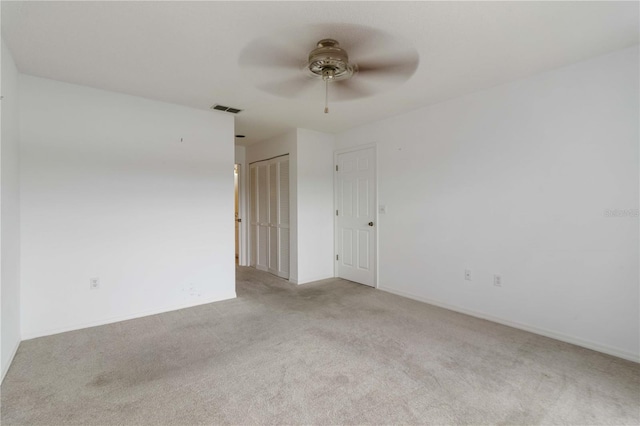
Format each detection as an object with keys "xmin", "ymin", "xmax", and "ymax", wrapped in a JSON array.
[{"xmin": 307, "ymin": 39, "xmax": 356, "ymax": 81}]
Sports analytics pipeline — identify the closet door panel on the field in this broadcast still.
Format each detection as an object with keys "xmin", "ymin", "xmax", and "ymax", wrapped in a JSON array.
[
  {"xmin": 279, "ymin": 160, "xmax": 290, "ymax": 226},
  {"xmin": 257, "ymin": 226, "xmax": 268, "ymax": 271},
  {"xmin": 256, "ymin": 164, "xmax": 268, "ymax": 271},
  {"xmin": 268, "ymin": 227, "xmax": 278, "ymax": 273},
  {"xmin": 278, "ymin": 228, "xmax": 290, "ymax": 277},
  {"xmin": 249, "ymin": 155, "xmax": 290, "ymax": 279},
  {"xmin": 277, "ymin": 159, "xmax": 290, "ymax": 278},
  {"xmin": 249, "ymin": 165, "xmax": 258, "ymax": 267}
]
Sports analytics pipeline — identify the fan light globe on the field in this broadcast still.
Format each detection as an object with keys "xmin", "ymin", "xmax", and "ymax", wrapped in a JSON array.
[{"xmin": 307, "ymin": 39, "xmax": 356, "ymax": 81}]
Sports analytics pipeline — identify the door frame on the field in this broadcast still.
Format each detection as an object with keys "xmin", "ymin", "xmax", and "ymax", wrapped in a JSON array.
[
  {"xmin": 236, "ymin": 163, "xmax": 248, "ymax": 266},
  {"xmin": 333, "ymin": 143, "xmax": 378, "ymax": 288}
]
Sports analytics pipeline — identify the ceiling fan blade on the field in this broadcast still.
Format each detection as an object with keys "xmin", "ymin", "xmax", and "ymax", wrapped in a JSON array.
[
  {"xmin": 340, "ymin": 27, "xmax": 400, "ymax": 60},
  {"xmin": 356, "ymin": 53, "xmax": 419, "ymax": 79},
  {"xmin": 333, "ymin": 79, "xmax": 376, "ymax": 101},
  {"xmin": 258, "ymin": 76, "xmax": 317, "ymax": 98},
  {"xmin": 238, "ymin": 39, "xmax": 305, "ymax": 70}
]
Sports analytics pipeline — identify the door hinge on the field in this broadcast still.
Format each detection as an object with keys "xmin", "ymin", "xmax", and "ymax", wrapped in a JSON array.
[
  {"xmin": 336, "ymin": 210, "xmax": 339, "ymax": 216},
  {"xmin": 336, "ymin": 165, "xmax": 338, "ymax": 172},
  {"xmin": 336, "ymin": 254, "xmax": 339, "ymax": 261}
]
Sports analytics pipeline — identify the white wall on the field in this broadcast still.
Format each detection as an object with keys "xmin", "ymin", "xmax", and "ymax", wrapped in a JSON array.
[
  {"xmin": 1, "ymin": 40, "xmax": 22, "ymax": 380},
  {"xmin": 20, "ymin": 76, "xmax": 236, "ymax": 339},
  {"xmin": 234, "ymin": 145, "xmax": 246, "ymax": 164},
  {"xmin": 296, "ymin": 129, "xmax": 335, "ymax": 283},
  {"xmin": 336, "ymin": 47, "xmax": 639, "ymax": 361},
  {"xmin": 246, "ymin": 129, "xmax": 336, "ymax": 284},
  {"xmin": 247, "ymin": 130, "xmax": 298, "ymax": 282}
]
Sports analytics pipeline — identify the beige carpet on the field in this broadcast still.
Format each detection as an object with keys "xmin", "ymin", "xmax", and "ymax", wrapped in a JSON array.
[{"xmin": 2, "ymin": 266, "xmax": 639, "ymax": 425}]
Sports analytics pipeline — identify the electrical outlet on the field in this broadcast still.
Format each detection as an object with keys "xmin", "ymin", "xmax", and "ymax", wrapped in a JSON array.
[
  {"xmin": 90, "ymin": 277, "xmax": 100, "ymax": 290},
  {"xmin": 494, "ymin": 274, "xmax": 502, "ymax": 287},
  {"xmin": 464, "ymin": 269, "xmax": 472, "ymax": 281}
]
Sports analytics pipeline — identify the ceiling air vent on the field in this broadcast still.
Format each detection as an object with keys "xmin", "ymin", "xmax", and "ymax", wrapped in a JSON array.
[{"xmin": 211, "ymin": 104, "xmax": 243, "ymax": 114}]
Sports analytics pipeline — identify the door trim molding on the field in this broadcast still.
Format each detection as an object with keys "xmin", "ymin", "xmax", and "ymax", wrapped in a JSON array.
[{"xmin": 333, "ymin": 143, "xmax": 378, "ymax": 288}]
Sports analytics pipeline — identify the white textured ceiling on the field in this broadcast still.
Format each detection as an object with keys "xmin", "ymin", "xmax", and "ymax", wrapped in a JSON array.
[{"xmin": 2, "ymin": 1, "xmax": 638, "ymax": 146}]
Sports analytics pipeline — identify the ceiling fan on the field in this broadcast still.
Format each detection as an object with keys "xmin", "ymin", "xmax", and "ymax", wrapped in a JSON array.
[{"xmin": 239, "ymin": 27, "xmax": 419, "ymax": 113}]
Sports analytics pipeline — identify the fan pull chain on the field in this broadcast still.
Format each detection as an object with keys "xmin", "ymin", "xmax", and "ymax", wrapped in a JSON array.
[{"xmin": 324, "ymin": 79, "xmax": 329, "ymax": 114}]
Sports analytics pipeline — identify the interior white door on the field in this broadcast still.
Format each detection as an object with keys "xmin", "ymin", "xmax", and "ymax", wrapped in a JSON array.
[{"xmin": 335, "ymin": 147, "xmax": 376, "ymax": 287}]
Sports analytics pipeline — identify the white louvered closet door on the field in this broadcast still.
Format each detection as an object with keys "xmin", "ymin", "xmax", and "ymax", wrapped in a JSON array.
[
  {"xmin": 256, "ymin": 163, "xmax": 269, "ymax": 271},
  {"xmin": 268, "ymin": 161, "xmax": 279, "ymax": 275},
  {"xmin": 249, "ymin": 155, "xmax": 290, "ymax": 279},
  {"xmin": 249, "ymin": 165, "xmax": 258, "ymax": 267},
  {"xmin": 277, "ymin": 160, "xmax": 290, "ymax": 278}
]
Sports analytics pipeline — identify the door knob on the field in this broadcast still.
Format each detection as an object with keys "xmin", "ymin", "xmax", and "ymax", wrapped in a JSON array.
[{"xmin": 368, "ymin": 222, "xmax": 374, "ymax": 227}]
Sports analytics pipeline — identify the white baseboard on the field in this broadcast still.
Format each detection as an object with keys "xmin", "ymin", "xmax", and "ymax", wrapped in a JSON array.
[
  {"xmin": 379, "ymin": 286, "xmax": 639, "ymax": 363},
  {"xmin": 1, "ymin": 338, "xmax": 21, "ymax": 383},
  {"xmin": 22, "ymin": 292, "xmax": 237, "ymax": 341},
  {"xmin": 296, "ymin": 274, "xmax": 335, "ymax": 285}
]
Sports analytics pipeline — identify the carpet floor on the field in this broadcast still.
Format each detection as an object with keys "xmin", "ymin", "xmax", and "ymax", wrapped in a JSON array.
[{"xmin": 2, "ymin": 266, "xmax": 639, "ymax": 425}]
